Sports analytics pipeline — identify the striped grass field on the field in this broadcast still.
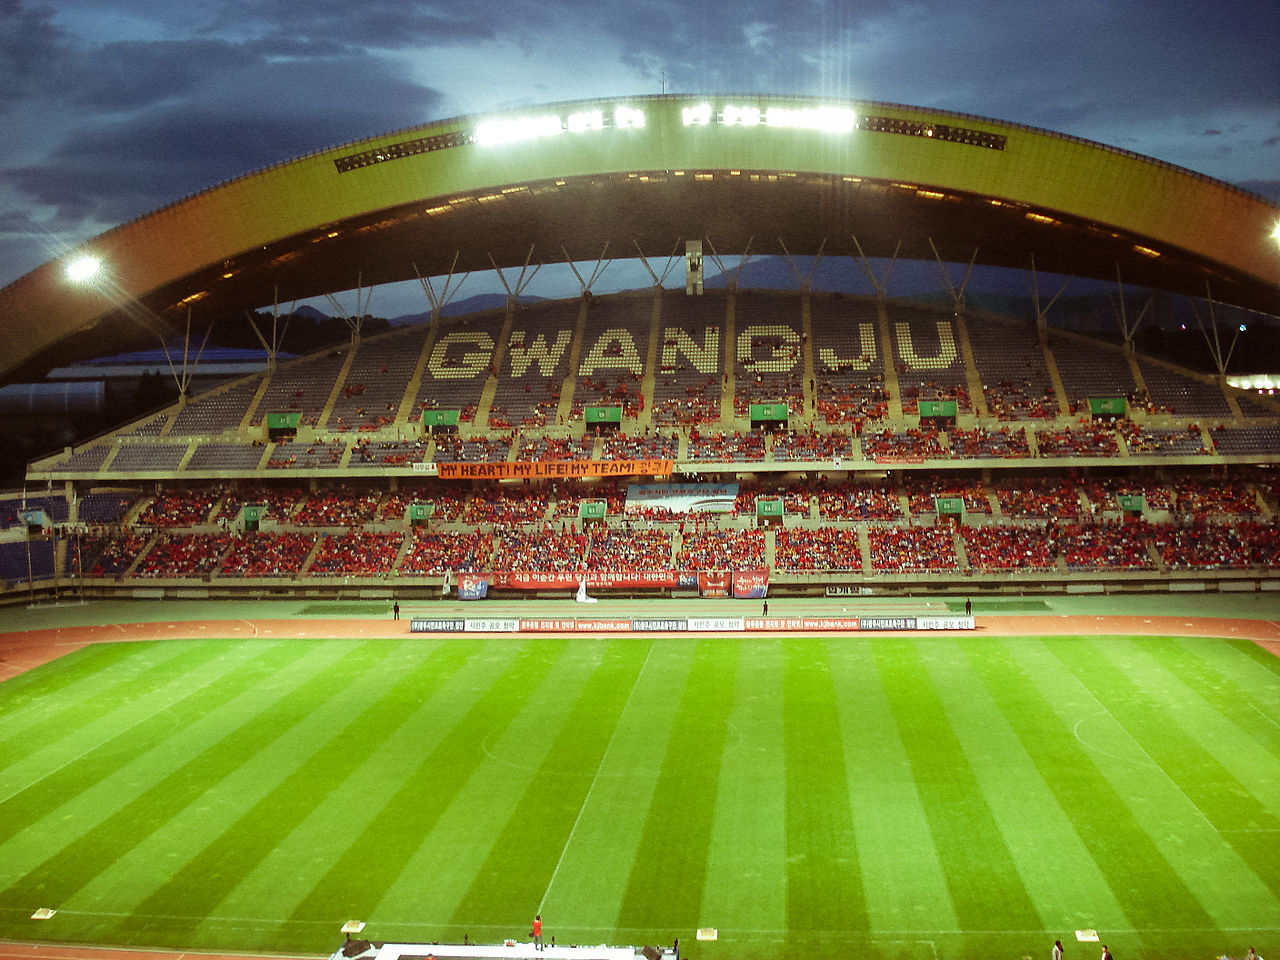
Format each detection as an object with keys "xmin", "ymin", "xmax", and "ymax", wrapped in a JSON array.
[{"xmin": 0, "ymin": 633, "xmax": 1276, "ymax": 960}]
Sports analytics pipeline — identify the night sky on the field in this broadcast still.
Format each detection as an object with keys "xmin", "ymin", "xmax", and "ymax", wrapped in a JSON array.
[{"xmin": 2, "ymin": 0, "xmax": 1277, "ymax": 305}]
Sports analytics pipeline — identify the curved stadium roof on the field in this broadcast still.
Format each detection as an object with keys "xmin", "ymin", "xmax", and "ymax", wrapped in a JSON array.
[{"xmin": 2, "ymin": 93, "xmax": 1278, "ymax": 383}]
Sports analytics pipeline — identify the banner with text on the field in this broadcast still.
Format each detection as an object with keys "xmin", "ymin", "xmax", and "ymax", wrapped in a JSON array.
[
  {"xmin": 490, "ymin": 569, "xmax": 681, "ymax": 590},
  {"xmin": 625, "ymin": 482, "xmax": 739, "ymax": 514},
  {"xmin": 437, "ymin": 458, "xmax": 672, "ymax": 480},
  {"xmin": 697, "ymin": 570, "xmax": 732, "ymax": 597},
  {"xmin": 732, "ymin": 569, "xmax": 770, "ymax": 599},
  {"xmin": 457, "ymin": 572, "xmax": 490, "ymax": 600}
]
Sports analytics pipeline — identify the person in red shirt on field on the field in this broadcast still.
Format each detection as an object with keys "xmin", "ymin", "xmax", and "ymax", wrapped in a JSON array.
[{"xmin": 532, "ymin": 915, "xmax": 543, "ymax": 951}]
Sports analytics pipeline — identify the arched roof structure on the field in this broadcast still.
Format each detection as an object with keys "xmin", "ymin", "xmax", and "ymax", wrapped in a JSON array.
[{"xmin": 2, "ymin": 93, "xmax": 1278, "ymax": 382}]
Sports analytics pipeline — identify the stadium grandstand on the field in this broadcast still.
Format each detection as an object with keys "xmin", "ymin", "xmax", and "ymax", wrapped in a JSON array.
[{"xmin": 1, "ymin": 93, "xmax": 1278, "ymax": 601}]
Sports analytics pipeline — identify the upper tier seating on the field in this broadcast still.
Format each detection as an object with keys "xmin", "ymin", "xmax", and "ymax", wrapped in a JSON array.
[
  {"xmin": 1210, "ymin": 426, "xmax": 1280, "ymax": 456},
  {"xmin": 169, "ymin": 378, "xmax": 263, "ymax": 436},
  {"xmin": 1136, "ymin": 360, "xmax": 1232, "ymax": 418},
  {"xmin": 652, "ymin": 292, "xmax": 723, "ymax": 425},
  {"xmin": 415, "ymin": 313, "xmax": 506, "ymax": 425},
  {"xmin": 808, "ymin": 297, "xmax": 890, "ymax": 424},
  {"xmin": 1049, "ymin": 334, "xmax": 1137, "ymax": 412},
  {"xmin": 732, "ymin": 293, "xmax": 804, "ymax": 417},
  {"xmin": 254, "ymin": 351, "xmax": 347, "ymax": 428},
  {"xmin": 570, "ymin": 297, "xmax": 650, "ymax": 422},
  {"xmin": 967, "ymin": 317, "xmax": 1058, "ymax": 419},
  {"xmin": 492, "ymin": 304, "xmax": 578, "ymax": 427},
  {"xmin": 888, "ymin": 308, "xmax": 971, "ymax": 413}
]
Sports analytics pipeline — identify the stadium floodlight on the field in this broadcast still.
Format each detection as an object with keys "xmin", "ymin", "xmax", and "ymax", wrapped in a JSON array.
[
  {"xmin": 765, "ymin": 105, "xmax": 857, "ymax": 133},
  {"xmin": 567, "ymin": 109, "xmax": 604, "ymax": 133},
  {"xmin": 614, "ymin": 105, "xmax": 645, "ymax": 128},
  {"xmin": 475, "ymin": 114, "xmax": 563, "ymax": 146},
  {"xmin": 682, "ymin": 103, "xmax": 713, "ymax": 126},
  {"xmin": 65, "ymin": 255, "xmax": 102, "ymax": 282},
  {"xmin": 1271, "ymin": 220, "xmax": 1280, "ymax": 243},
  {"xmin": 722, "ymin": 104, "xmax": 761, "ymax": 126}
]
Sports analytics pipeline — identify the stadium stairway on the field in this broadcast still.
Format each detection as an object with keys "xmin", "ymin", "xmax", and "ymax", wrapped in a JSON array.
[
  {"xmin": 954, "ymin": 313, "xmax": 990, "ymax": 419},
  {"xmin": 318, "ymin": 345, "xmax": 359, "ymax": 430},
  {"xmin": 874, "ymin": 300, "xmax": 904, "ymax": 420},
  {"xmin": 720, "ymin": 293, "xmax": 736, "ymax": 423},
  {"xmin": 857, "ymin": 526, "xmax": 874, "ymax": 576},
  {"xmin": 638, "ymin": 290, "xmax": 661, "ymax": 429},
  {"xmin": 394, "ymin": 319, "xmax": 444, "ymax": 425},
  {"xmin": 238, "ymin": 372, "xmax": 273, "ymax": 430},
  {"xmin": 951, "ymin": 525, "xmax": 970, "ymax": 570},
  {"xmin": 1041, "ymin": 341, "xmax": 1072, "ymax": 415}
]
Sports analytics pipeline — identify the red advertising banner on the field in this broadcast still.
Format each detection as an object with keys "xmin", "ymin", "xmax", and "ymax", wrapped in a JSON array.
[
  {"xmin": 697, "ymin": 570, "xmax": 731, "ymax": 597},
  {"xmin": 437, "ymin": 459, "xmax": 673, "ymax": 480},
  {"xmin": 490, "ymin": 570, "xmax": 681, "ymax": 589}
]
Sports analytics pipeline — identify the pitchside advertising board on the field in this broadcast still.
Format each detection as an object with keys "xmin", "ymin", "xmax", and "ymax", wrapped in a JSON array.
[{"xmin": 410, "ymin": 616, "xmax": 976, "ymax": 633}]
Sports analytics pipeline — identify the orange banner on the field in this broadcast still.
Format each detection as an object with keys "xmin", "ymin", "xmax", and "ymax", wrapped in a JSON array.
[{"xmin": 436, "ymin": 458, "xmax": 674, "ymax": 480}]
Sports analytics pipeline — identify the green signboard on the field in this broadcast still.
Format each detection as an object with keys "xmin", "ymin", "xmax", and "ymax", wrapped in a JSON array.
[
  {"xmin": 749, "ymin": 403, "xmax": 789, "ymax": 421},
  {"xmin": 407, "ymin": 502, "xmax": 434, "ymax": 524},
  {"xmin": 935, "ymin": 496, "xmax": 965, "ymax": 515},
  {"xmin": 422, "ymin": 409, "xmax": 461, "ymax": 427},
  {"xmin": 585, "ymin": 406, "xmax": 623, "ymax": 424},
  {"xmin": 756, "ymin": 498, "xmax": 785, "ymax": 517},
  {"xmin": 918, "ymin": 400, "xmax": 958, "ymax": 418},
  {"xmin": 266, "ymin": 412, "xmax": 301, "ymax": 430},
  {"xmin": 579, "ymin": 500, "xmax": 608, "ymax": 520},
  {"xmin": 1116, "ymin": 494, "xmax": 1144, "ymax": 512},
  {"xmin": 1088, "ymin": 397, "xmax": 1126, "ymax": 416},
  {"xmin": 241, "ymin": 504, "xmax": 262, "ymax": 531}
]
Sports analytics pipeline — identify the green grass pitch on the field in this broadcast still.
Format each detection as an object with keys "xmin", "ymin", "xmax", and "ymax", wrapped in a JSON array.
[{"xmin": 0, "ymin": 633, "xmax": 1276, "ymax": 960}]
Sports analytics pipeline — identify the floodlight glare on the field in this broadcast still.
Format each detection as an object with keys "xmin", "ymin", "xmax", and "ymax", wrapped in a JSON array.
[
  {"xmin": 475, "ymin": 115, "xmax": 562, "ymax": 146},
  {"xmin": 1271, "ymin": 220, "xmax": 1280, "ymax": 243},
  {"xmin": 765, "ymin": 105, "xmax": 857, "ymax": 133},
  {"xmin": 65, "ymin": 255, "xmax": 102, "ymax": 282},
  {"xmin": 566, "ymin": 110, "xmax": 604, "ymax": 133},
  {"xmin": 723, "ymin": 104, "xmax": 761, "ymax": 126},
  {"xmin": 614, "ymin": 106, "xmax": 645, "ymax": 128},
  {"xmin": 682, "ymin": 103, "xmax": 712, "ymax": 126}
]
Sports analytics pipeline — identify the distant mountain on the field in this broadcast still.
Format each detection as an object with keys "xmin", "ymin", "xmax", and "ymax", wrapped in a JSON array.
[{"xmin": 389, "ymin": 292, "xmax": 545, "ymax": 325}]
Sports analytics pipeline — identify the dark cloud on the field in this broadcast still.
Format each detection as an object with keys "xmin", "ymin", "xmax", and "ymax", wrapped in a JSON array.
[
  {"xmin": 68, "ymin": 40, "xmax": 259, "ymax": 110},
  {"xmin": 206, "ymin": 0, "xmax": 497, "ymax": 51},
  {"xmin": 0, "ymin": 1, "xmax": 73, "ymax": 100},
  {"xmin": 1, "ymin": 56, "xmax": 442, "ymax": 232}
]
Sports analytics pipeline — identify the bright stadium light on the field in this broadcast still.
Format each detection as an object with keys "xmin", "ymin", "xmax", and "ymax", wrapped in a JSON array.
[
  {"xmin": 65, "ymin": 255, "xmax": 102, "ymax": 282},
  {"xmin": 614, "ymin": 105, "xmax": 645, "ymax": 128},
  {"xmin": 682, "ymin": 103, "xmax": 713, "ymax": 126},
  {"xmin": 722, "ymin": 104, "xmax": 761, "ymax": 126},
  {"xmin": 765, "ymin": 105, "xmax": 858, "ymax": 133},
  {"xmin": 1272, "ymin": 220, "xmax": 1280, "ymax": 243},
  {"xmin": 475, "ymin": 114, "xmax": 563, "ymax": 146},
  {"xmin": 567, "ymin": 109, "xmax": 604, "ymax": 133}
]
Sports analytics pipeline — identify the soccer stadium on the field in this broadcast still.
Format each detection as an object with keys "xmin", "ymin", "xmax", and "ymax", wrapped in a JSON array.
[{"xmin": 0, "ymin": 95, "xmax": 1277, "ymax": 960}]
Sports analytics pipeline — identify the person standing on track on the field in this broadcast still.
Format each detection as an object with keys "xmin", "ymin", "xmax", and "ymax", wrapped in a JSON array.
[
  {"xmin": 392, "ymin": 600, "xmax": 400, "ymax": 620},
  {"xmin": 1053, "ymin": 940, "xmax": 1064, "ymax": 960},
  {"xmin": 532, "ymin": 914, "xmax": 543, "ymax": 951}
]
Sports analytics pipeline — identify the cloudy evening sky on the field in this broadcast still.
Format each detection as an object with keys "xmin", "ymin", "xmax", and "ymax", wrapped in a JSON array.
[{"xmin": 1, "ymin": 0, "xmax": 1277, "ymax": 300}]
